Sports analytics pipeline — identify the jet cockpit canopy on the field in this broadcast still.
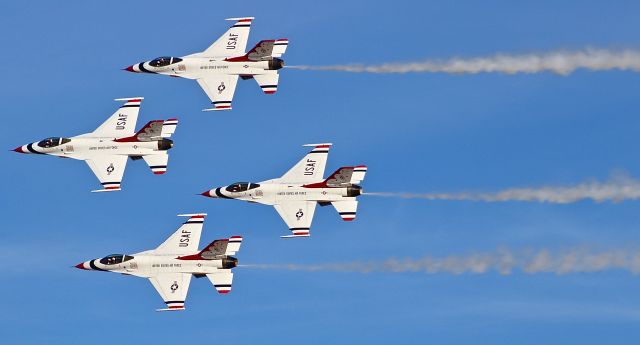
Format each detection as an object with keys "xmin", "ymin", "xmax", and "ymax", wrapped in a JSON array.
[
  {"xmin": 37, "ymin": 137, "xmax": 70, "ymax": 148},
  {"xmin": 99, "ymin": 254, "xmax": 134, "ymax": 265},
  {"xmin": 226, "ymin": 182, "xmax": 260, "ymax": 193},
  {"xmin": 149, "ymin": 56, "xmax": 183, "ymax": 67}
]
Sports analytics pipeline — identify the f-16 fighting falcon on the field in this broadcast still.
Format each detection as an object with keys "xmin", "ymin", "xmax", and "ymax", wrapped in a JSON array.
[
  {"xmin": 201, "ymin": 144, "xmax": 367, "ymax": 238},
  {"xmin": 75, "ymin": 213, "xmax": 242, "ymax": 311},
  {"xmin": 124, "ymin": 17, "xmax": 288, "ymax": 111},
  {"xmin": 12, "ymin": 98, "xmax": 177, "ymax": 192}
]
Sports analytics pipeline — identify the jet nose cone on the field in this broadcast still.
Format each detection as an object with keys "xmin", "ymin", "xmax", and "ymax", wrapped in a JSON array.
[
  {"xmin": 12, "ymin": 146, "xmax": 25, "ymax": 153},
  {"xmin": 75, "ymin": 262, "xmax": 89, "ymax": 270},
  {"xmin": 200, "ymin": 190, "xmax": 215, "ymax": 198},
  {"xmin": 123, "ymin": 65, "xmax": 137, "ymax": 73}
]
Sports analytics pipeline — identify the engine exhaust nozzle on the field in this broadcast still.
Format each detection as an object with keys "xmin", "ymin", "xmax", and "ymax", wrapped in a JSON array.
[{"xmin": 269, "ymin": 58, "xmax": 285, "ymax": 70}]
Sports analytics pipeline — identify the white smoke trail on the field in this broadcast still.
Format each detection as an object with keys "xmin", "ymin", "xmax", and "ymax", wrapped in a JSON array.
[
  {"xmin": 247, "ymin": 247, "xmax": 640, "ymax": 275},
  {"xmin": 288, "ymin": 48, "xmax": 640, "ymax": 75},
  {"xmin": 365, "ymin": 174, "xmax": 640, "ymax": 204}
]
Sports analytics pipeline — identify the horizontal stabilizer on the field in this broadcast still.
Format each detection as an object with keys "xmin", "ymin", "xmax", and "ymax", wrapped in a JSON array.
[
  {"xmin": 162, "ymin": 119, "xmax": 178, "ymax": 138},
  {"xmin": 142, "ymin": 153, "xmax": 169, "ymax": 175},
  {"xmin": 239, "ymin": 39, "xmax": 289, "ymax": 61},
  {"xmin": 226, "ymin": 236, "xmax": 243, "ymax": 255},
  {"xmin": 305, "ymin": 166, "xmax": 367, "ymax": 188},
  {"xmin": 194, "ymin": 236, "xmax": 243, "ymax": 259},
  {"xmin": 253, "ymin": 73, "xmax": 279, "ymax": 94},
  {"xmin": 332, "ymin": 200, "xmax": 358, "ymax": 221},
  {"xmin": 271, "ymin": 39, "xmax": 289, "ymax": 57},
  {"xmin": 207, "ymin": 270, "xmax": 234, "ymax": 294},
  {"xmin": 351, "ymin": 166, "xmax": 368, "ymax": 184}
]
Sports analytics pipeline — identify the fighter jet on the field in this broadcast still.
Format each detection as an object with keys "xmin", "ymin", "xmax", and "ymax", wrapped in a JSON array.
[
  {"xmin": 12, "ymin": 98, "xmax": 177, "ymax": 192},
  {"xmin": 124, "ymin": 17, "xmax": 288, "ymax": 111},
  {"xmin": 76, "ymin": 213, "xmax": 242, "ymax": 311},
  {"xmin": 201, "ymin": 144, "xmax": 367, "ymax": 238}
]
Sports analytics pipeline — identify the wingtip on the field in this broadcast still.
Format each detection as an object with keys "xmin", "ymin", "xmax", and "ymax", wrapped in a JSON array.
[
  {"xmin": 177, "ymin": 213, "xmax": 207, "ymax": 217},
  {"xmin": 202, "ymin": 107, "xmax": 232, "ymax": 112},
  {"xmin": 91, "ymin": 188, "xmax": 122, "ymax": 193},
  {"xmin": 303, "ymin": 143, "xmax": 333, "ymax": 148},
  {"xmin": 225, "ymin": 16, "xmax": 255, "ymax": 21},
  {"xmin": 156, "ymin": 307, "xmax": 185, "ymax": 312},
  {"xmin": 114, "ymin": 97, "xmax": 144, "ymax": 101}
]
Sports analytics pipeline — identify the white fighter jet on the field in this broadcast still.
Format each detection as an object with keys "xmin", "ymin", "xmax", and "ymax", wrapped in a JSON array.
[
  {"xmin": 201, "ymin": 144, "xmax": 368, "ymax": 238},
  {"xmin": 76, "ymin": 213, "xmax": 242, "ymax": 311},
  {"xmin": 12, "ymin": 98, "xmax": 177, "ymax": 192},
  {"xmin": 124, "ymin": 17, "xmax": 288, "ymax": 111}
]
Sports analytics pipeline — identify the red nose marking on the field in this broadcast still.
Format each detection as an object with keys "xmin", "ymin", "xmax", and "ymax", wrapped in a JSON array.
[
  {"xmin": 75, "ymin": 262, "xmax": 88, "ymax": 270},
  {"xmin": 200, "ymin": 190, "xmax": 211, "ymax": 197},
  {"xmin": 123, "ymin": 65, "xmax": 136, "ymax": 72},
  {"xmin": 12, "ymin": 146, "xmax": 24, "ymax": 153}
]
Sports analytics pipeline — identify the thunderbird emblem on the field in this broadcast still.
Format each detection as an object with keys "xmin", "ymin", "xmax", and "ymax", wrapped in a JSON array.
[
  {"xmin": 106, "ymin": 163, "xmax": 114, "ymax": 175},
  {"xmin": 170, "ymin": 282, "xmax": 179, "ymax": 293},
  {"xmin": 296, "ymin": 209, "xmax": 304, "ymax": 220}
]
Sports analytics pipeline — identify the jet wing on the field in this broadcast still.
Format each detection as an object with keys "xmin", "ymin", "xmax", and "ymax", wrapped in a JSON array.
[
  {"xmin": 206, "ymin": 269, "xmax": 234, "ymax": 294},
  {"xmin": 91, "ymin": 98, "xmax": 143, "ymax": 138},
  {"xmin": 201, "ymin": 17, "xmax": 254, "ymax": 57},
  {"xmin": 149, "ymin": 273, "xmax": 192, "ymax": 311},
  {"xmin": 86, "ymin": 155, "xmax": 128, "ymax": 192},
  {"xmin": 154, "ymin": 214, "xmax": 206, "ymax": 255},
  {"xmin": 197, "ymin": 75, "xmax": 239, "ymax": 111},
  {"xmin": 274, "ymin": 201, "xmax": 317, "ymax": 238},
  {"xmin": 280, "ymin": 143, "xmax": 332, "ymax": 184}
]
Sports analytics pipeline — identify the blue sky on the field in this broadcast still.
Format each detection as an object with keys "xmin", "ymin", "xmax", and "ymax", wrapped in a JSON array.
[{"xmin": 2, "ymin": 0, "xmax": 640, "ymax": 343}]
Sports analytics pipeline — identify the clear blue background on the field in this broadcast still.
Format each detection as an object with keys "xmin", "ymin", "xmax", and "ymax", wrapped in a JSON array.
[{"xmin": 1, "ymin": 1, "xmax": 640, "ymax": 343}]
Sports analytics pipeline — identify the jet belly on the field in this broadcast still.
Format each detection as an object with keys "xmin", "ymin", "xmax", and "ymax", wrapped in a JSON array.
[
  {"xmin": 273, "ymin": 185, "xmax": 346, "ymax": 202},
  {"xmin": 134, "ymin": 255, "xmax": 226, "ymax": 275},
  {"xmin": 57, "ymin": 138, "xmax": 158, "ymax": 158},
  {"xmin": 189, "ymin": 58, "xmax": 270, "ymax": 77}
]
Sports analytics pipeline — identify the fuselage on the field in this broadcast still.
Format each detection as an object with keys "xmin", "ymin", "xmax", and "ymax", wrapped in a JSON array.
[
  {"xmin": 205, "ymin": 179, "xmax": 363, "ymax": 205},
  {"xmin": 14, "ymin": 135, "xmax": 173, "ymax": 159},
  {"xmin": 76, "ymin": 253, "xmax": 237, "ymax": 278},
  {"xmin": 127, "ymin": 56, "xmax": 284, "ymax": 80}
]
